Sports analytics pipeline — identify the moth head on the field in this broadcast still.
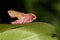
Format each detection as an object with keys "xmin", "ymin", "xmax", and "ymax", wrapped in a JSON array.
[{"xmin": 8, "ymin": 10, "xmax": 17, "ymax": 18}]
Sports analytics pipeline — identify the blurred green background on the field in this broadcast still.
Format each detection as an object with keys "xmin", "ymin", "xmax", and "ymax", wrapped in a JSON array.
[
  {"xmin": 0, "ymin": 0, "xmax": 59, "ymax": 40},
  {"xmin": 0, "ymin": 0, "xmax": 59, "ymax": 25}
]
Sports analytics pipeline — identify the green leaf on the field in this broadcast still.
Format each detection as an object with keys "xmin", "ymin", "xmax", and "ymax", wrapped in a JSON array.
[{"xmin": 0, "ymin": 22, "xmax": 57, "ymax": 40}]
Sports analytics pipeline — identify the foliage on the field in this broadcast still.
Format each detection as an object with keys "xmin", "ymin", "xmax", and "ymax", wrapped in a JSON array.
[{"xmin": 0, "ymin": 22, "xmax": 58, "ymax": 40}]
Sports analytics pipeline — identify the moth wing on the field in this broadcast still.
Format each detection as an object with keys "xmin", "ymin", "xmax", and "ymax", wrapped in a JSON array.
[{"xmin": 8, "ymin": 10, "xmax": 22, "ymax": 18}]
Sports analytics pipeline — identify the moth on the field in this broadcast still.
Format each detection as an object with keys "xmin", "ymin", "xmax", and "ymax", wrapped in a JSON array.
[{"xmin": 8, "ymin": 10, "xmax": 37, "ymax": 24}]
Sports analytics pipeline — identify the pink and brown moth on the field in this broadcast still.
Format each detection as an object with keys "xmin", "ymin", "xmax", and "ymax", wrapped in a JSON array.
[{"xmin": 8, "ymin": 10, "xmax": 37, "ymax": 24}]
